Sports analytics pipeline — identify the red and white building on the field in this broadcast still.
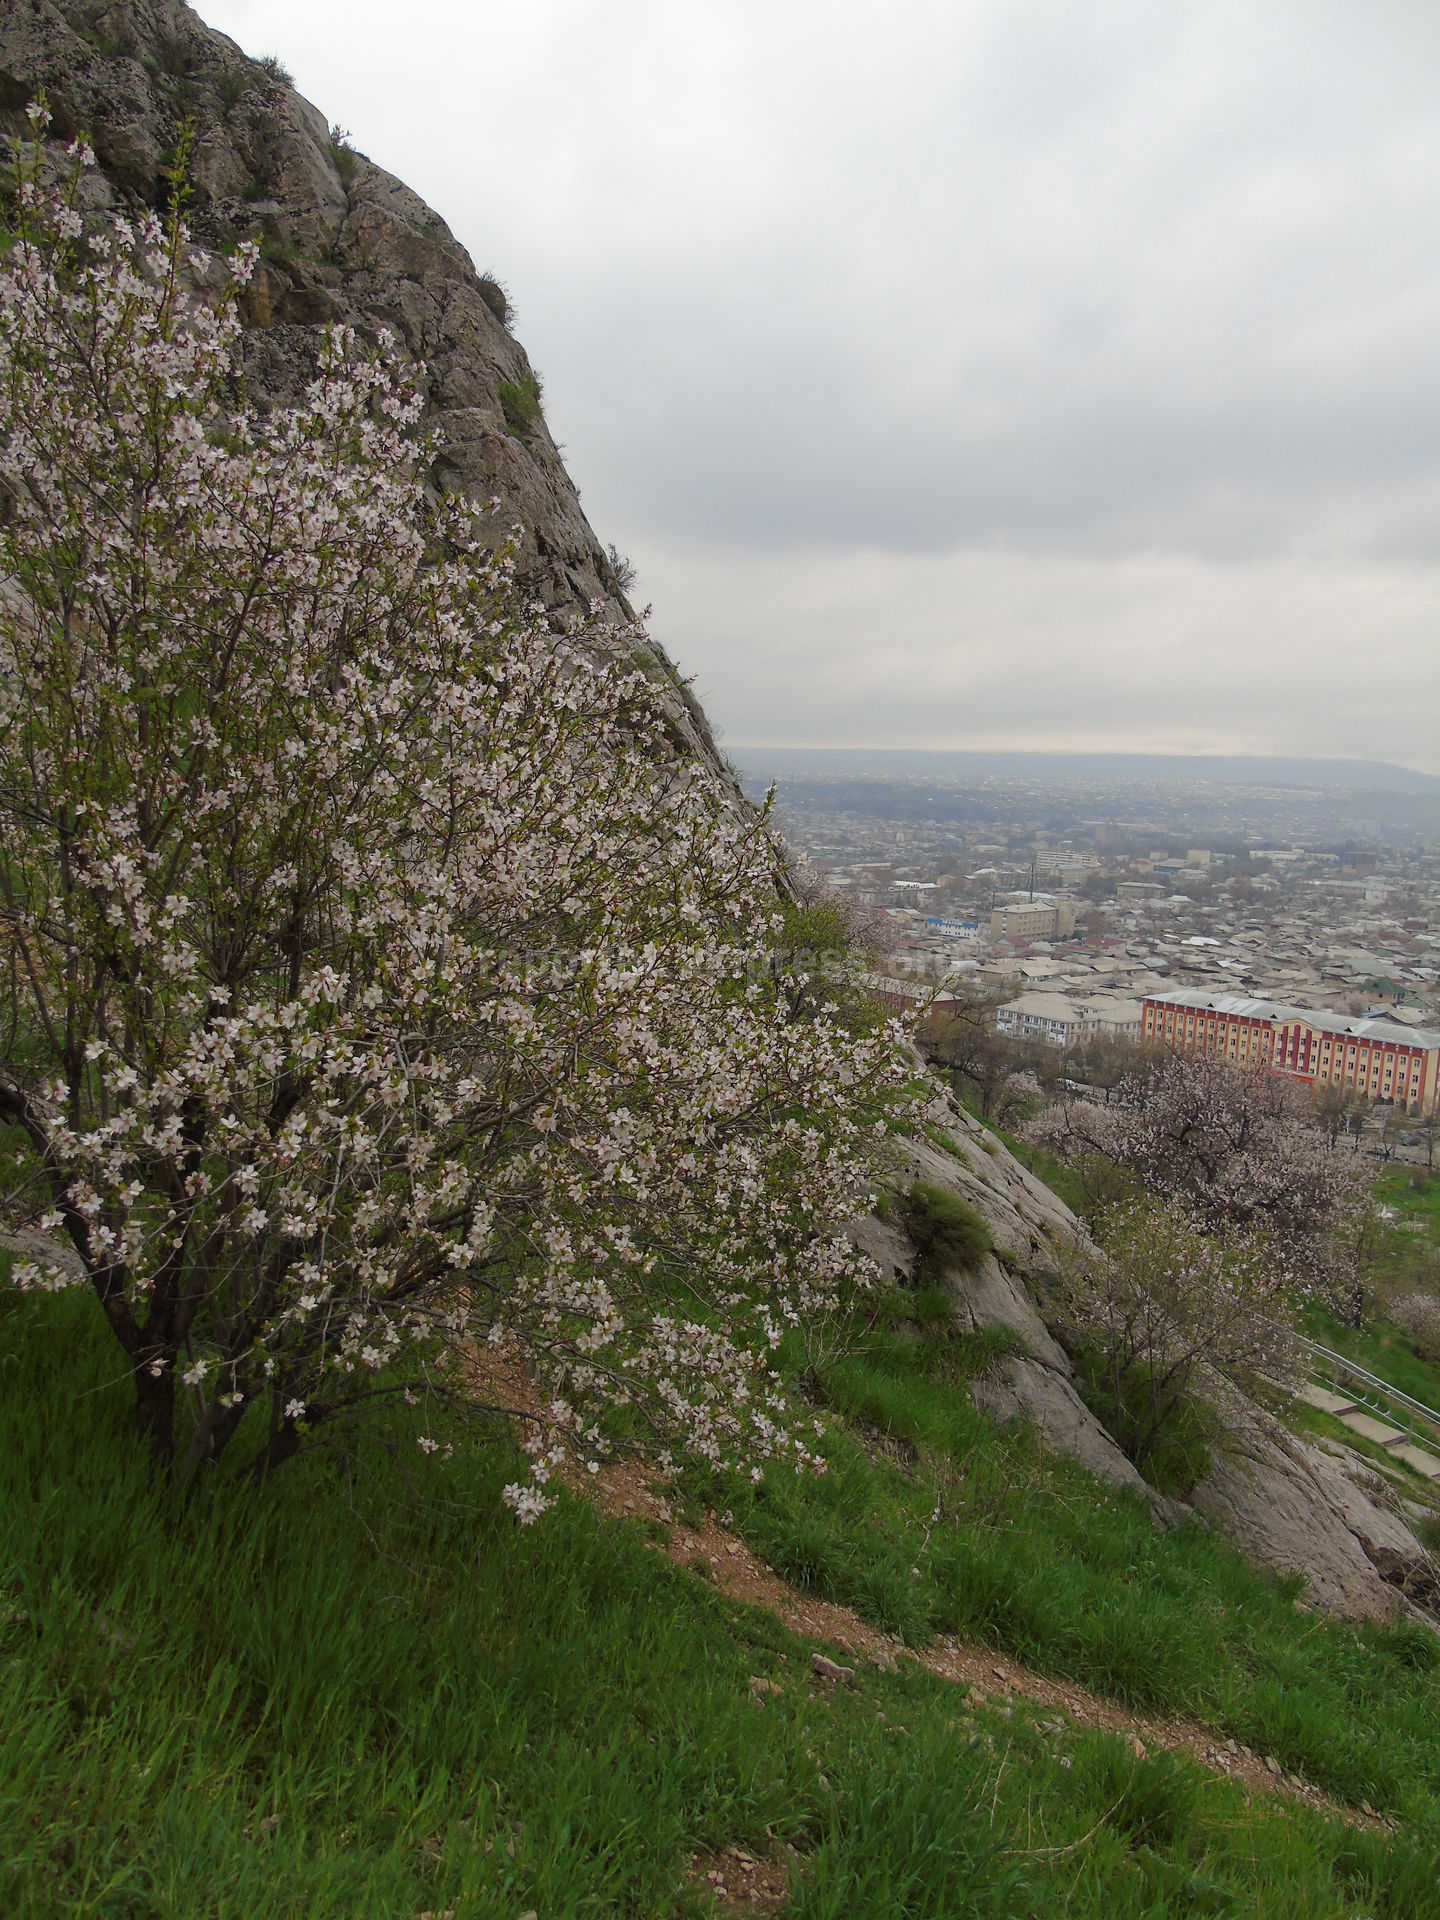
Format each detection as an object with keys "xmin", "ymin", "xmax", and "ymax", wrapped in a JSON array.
[{"xmin": 1140, "ymin": 991, "xmax": 1439, "ymax": 1116}]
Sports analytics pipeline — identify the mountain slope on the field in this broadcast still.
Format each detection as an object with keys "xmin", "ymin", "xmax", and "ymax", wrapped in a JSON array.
[{"xmin": 0, "ymin": 0, "xmax": 727, "ymax": 775}]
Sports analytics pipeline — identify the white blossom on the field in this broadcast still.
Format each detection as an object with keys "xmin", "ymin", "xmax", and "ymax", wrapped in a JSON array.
[{"xmin": 0, "ymin": 141, "xmax": 911, "ymax": 1498}]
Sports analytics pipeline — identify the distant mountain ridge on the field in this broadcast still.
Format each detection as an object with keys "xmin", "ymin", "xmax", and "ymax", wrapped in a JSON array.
[{"xmin": 732, "ymin": 747, "xmax": 1440, "ymax": 796}]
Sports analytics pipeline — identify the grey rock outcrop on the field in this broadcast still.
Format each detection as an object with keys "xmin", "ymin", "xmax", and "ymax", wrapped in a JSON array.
[
  {"xmin": 970, "ymin": 1358, "xmax": 1156, "ymax": 1502},
  {"xmin": 873, "ymin": 1085, "xmax": 1164, "ymax": 1505},
  {"xmin": 1192, "ymin": 1416, "xmax": 1437, "ymax": 1621},
  {"xmin": 883, "ymin": 1077, "xmax": 1438, "ymax": 1620},
  {"xmin": 0, "ymin": 0, "xmax": 727, "ymax": 777}
]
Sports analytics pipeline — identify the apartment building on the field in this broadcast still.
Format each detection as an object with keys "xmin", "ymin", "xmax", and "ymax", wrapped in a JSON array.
[
  {"xmin": 997, "ymin": 991, "xmax": 1143, "ymax": 1049},
  {"xmin": 990, "ymin": 897, "xmax": 1078, "ymax": 942},
  {"xmin": 1140, "ymin": 990, "xmax": 1439, "ymax": 1115}
]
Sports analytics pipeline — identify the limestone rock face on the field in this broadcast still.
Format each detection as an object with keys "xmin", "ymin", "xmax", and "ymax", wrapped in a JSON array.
[
  {"xmin": 885, "ymin": 1078, "xmax": 1437, "ymax": 1621},
  {"xmin": 1191, "ymin": 1421, "xmax": 1436, "ymax": 1622},
  {"xmin": 869, "ymin": 1086, "xmax": 1160, "ymax": 1501},
  {"xmin": 970, "ymin": 1357, "xmax": 1154, "ymax": 1501},
  {"xmin": 0, "ymin": 0, "xmax": 726, "ymax": 776}
]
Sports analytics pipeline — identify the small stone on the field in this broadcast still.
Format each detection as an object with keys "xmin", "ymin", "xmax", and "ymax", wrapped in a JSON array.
[
  {"xmin": 1130, "ymin": 1737, "xmax": 1147, "ymax": 1760},
  {"xmin": 1265, "ymin": 1755, "xmax": 1282, "ymax": 1777},
  {"xmin": 726, "ymin": 1540, "xmax": 743, "ymax": 1556},
  {"xmin": 811, "ymin": 1653, "xmax": 855, "ymax": 1685},
  {"xmin": 872, "ymin": 1649, "xmax": 897, "ymax": 1672}
]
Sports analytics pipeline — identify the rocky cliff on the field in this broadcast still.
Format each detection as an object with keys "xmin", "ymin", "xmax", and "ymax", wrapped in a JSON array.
[
  {"xmin": 0, "ymin": 0, "xmax": 726, "ymax": 774},
  {"xmin": 877, "ymin": 1077, "xmax": 1439, "ymax": 1625}
]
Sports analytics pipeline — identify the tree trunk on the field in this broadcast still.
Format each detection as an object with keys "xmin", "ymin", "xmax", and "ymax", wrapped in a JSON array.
[
  {"xmin": 245, "ymin": 1419, "xmax": 301, "ymax": 1484},
  {"xmin": 133, "ymin": 1363, "xmax": 176, "ymax": 1464}
]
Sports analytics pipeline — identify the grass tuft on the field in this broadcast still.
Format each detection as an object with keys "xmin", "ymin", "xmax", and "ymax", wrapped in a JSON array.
[
  {"xmin": 904, "ymin": 1180, "xmax": 993, "ymax": 1278},
  {"xmin": 498, "ymin": 368, "xmax": 543, "ymax": 436}
]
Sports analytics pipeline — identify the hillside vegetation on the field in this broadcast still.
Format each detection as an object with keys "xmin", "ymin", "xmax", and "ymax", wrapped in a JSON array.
[
  {"xmin": 2, "ymin": 13, "xmax": 1439, "ymax": 1916},
  {"xmin": 6, "ymin": 1270, "xmax": 1440, "ymax": 1918}
]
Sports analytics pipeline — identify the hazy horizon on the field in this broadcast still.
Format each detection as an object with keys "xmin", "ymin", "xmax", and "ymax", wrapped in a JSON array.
[
  {"xmin": 726, "ymin": 745, "xmax": 1440, "ymax": 786},
  {"xmin": 206, "ymin": 1, "xmax": 1440, "ymax": 772}
]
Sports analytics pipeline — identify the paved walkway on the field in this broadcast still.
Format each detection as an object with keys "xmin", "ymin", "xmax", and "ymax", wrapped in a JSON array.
[{"xmin": 1297, "ymin": 1381, "xmax": 1440, "ymax": 1482}]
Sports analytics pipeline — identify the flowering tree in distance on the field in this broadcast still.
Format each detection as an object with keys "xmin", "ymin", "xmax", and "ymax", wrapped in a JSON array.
[
  {"xmin": 1058, "ymin": 1199, "xmax": 1300, "ymax": 1476},
  {"xmin": 1030, "ymin": 1052, "xmax": 1365, "ymax": 1310},
  {"xmin": 0, "ymin": 117, "xmax": 908, "ymax": 1510}
]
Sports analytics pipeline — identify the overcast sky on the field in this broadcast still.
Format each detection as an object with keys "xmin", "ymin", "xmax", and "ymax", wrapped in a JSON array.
[{"xmin": 205, "ymin": 1, "xmax": 1440, "ymax": 772}]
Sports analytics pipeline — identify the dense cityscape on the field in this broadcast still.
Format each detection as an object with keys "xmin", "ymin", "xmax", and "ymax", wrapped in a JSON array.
[{"xmin": 743, "ymin": 752, "xmax": 1440, "ymax": 1135}]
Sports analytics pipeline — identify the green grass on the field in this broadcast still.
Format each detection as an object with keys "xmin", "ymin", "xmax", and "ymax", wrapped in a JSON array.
[
  {"xmin": 5, "ymin": 1281, "xmax": 1440, "ymax": 1915},
  {"xmin": 498, "ymin": 369, "xmax": 543, "ymax": 436},
  {"xmin": 718, "ymin": 1327, "xmax": 1440, "ymax": 1822},
  {"xmin": 1301, "ymin": 1300, "xmax": 1440, "ymax": 1420},
  {"xmin": 904, "ymin": 1180, "xmax": 993, "ymax": 1276},
  {"xmin": 1370, "ymin": 1166, "xmax": 1440, "ymax": 1288},
  {"xmin": 1376, "ymin": 1165, "xmax": 1440, "ymax": 1230}
]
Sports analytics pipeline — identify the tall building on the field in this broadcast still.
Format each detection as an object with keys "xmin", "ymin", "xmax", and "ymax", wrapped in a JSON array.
[
  {"xmin": 1140, "ymin": 991, "xmax": 1439, "ymax": 1116},
  {"xmin": 989, "ymin": 897, "xmax": 1077, "ymax": 942}
]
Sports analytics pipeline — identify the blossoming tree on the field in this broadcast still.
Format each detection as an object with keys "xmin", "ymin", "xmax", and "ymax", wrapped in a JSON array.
[
  {"xmin": 0, "ymin": 116, "xmax": 908, "ymax": 1509},
  {"xmin": 1057, "ymin": 1199, "xmax": 1300, "ymax": 1476},
  {"xmin": 1029, "ymin": 1051, "xmax": 1365, "ymax": 1309}
]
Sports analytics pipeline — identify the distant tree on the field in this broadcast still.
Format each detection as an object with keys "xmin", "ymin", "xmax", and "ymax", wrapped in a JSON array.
[
  {"xmin": 1029, "ymin": 1052, "xmax": 1366, "ymax": 1312},
  {"xmin": 919, "ymin": 980, "xmax": 1035, "ymax": 1122},
  {"xmin": 1313, "ymin": 1081, "xmax": 1362, "ymax": 1151},
  {"xmin": 605, "ymin": 542, "xmax": 637, "ymax": 597},
  {"xmin": 993, "ymin": 1069, "xmax": 1044, "ymax": 1131},
  {"xmin": 1061, "ymin": 1032, "xmax": 1135, "ymax": 1102},
  {"xmin": 1060, "ymin": 1199, "xmax": 1299, "ymax": 1479},
  {"xmin": 0, "ymin": 118, "xmax": 909, "ymax": 1507}
]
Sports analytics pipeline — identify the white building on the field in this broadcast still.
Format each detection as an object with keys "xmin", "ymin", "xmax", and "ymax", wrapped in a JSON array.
[{"xmin": 995, "ymin": 991, "xmax": 1143, "ymax": 1050}]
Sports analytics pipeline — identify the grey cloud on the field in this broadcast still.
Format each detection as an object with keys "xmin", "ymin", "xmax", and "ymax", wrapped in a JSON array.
[{"xmin": 205, "ymin": 0, "xmax": 1440, "ymax": 766}]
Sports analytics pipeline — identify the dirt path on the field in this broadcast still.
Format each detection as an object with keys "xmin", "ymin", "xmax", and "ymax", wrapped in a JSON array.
[
  {"xmin": 590, "ymin": 1460, "xmax": 1392, "ymax": 1844},
  {"xmin": 464, "ymin": 1347, "xmax": 1390, "ymax": 1913}
]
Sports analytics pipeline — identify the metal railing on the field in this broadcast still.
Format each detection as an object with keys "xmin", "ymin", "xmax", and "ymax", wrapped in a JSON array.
[{"xmin": 1297, "ymin": 1333, "xmax": 1440, "ymax": 1450}]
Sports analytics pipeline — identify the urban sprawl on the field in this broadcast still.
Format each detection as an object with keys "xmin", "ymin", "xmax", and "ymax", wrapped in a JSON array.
[{"xmin": 755, "ymin": 763, "xmax": 1440, "ymax": 1124}]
